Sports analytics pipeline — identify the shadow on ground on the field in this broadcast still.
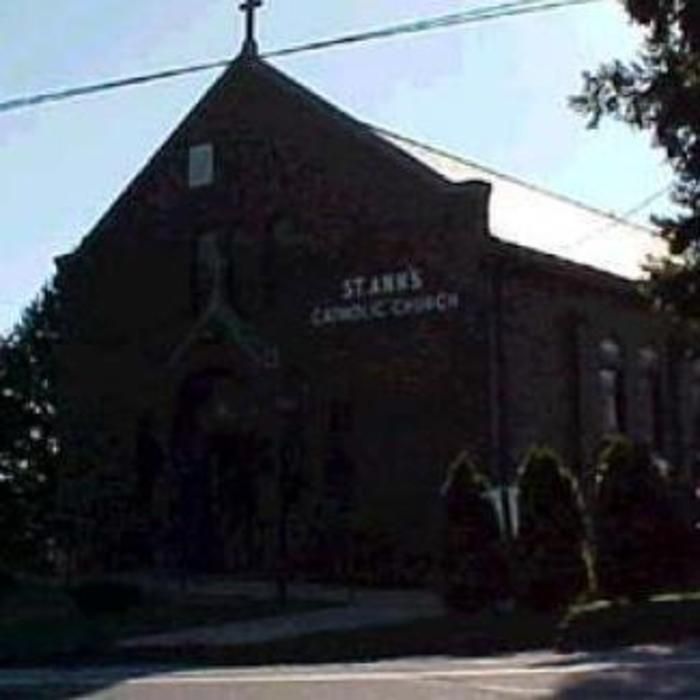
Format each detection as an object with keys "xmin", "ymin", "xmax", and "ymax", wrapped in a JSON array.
[
  {"xmin": 5, "ymin": 642, "xmax": 700, "ymax": 698},
  {"xmin": 0, "ymin": 609, "xmax": 554, "ymax": 698},
  {"xmin": 0, "ymin": 665, "xmax": 192, "ymax": 700},
  {"xmin": 541, "ymin": 646, "xmax": 700, "ymax": 698}
]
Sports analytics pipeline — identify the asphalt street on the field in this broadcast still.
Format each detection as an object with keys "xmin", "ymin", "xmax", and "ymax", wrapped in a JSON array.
[{"xmin": 3, "ymin": 646, "xmax": 700, "ymax": 699}]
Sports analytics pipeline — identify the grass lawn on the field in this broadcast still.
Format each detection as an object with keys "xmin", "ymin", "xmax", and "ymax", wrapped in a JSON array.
[
  {"xmin": 0, "ymin": 579, "xmax": 331, "ymax": 666},
  {"xmin": 115, "ymin": 591, "xmax": 700, "ymax": 667},
  {"xmin": 113, "ymin": 607, "xmax": 561, "ymax": 666},
  {"xmin": 558, "ymin": 591, "xmax": 700, "ymax": 651},
  {"xmin": 5, "ymin": 580, "xmax": 700, "ymax": 667}
]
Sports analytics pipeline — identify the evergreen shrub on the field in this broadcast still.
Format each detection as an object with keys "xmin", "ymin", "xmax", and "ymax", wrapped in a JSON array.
[
  {"xmin": 441, "ymin": 452, "xmax": 510, "ymax": 611},
  {"xmin": 594, "ymin": 437, "xmax": 694, "ymax": 599},
  {"xmin": 515, "ymin": 446, "xmax": 590, "ymax": 611}
]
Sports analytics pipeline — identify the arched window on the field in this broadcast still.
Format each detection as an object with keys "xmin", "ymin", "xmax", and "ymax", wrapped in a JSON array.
[
  {"xmin": 261, "ymin": 216, "xmax": 303, "ymax": 309},
  {"xmin": 690, "ymin": 358, "xmax": 700, "ymax": 451},
  {"xmin": 261, "ymin": 220, "xmax": 280, "ymax": 309},
  {"xmin": 191, "ymin": 230, "xmax": 225, "ymax": 314},
  {"xmin": 190, "ymin": 229, "xmax": 242, "ymax": 316},
  {"xmin": 324, "ymin": 398, "xmax": 355, "ymax": 507},
  {"xmin": 639, "ymin": 346, "xmax": 663, "ymax": 450},
  {"xmin": 271, "ymin": 217, "xmax": 303, "ymax": 247},
  {"xmin": 599, "ymin": 338, "xmax": 626, "ymax": 434}
]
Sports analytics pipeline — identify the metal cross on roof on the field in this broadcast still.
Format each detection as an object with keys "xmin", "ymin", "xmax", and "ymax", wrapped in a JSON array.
[{"xmin": 239, "ymin": 0, "xmax": 263, "ymax": 56}]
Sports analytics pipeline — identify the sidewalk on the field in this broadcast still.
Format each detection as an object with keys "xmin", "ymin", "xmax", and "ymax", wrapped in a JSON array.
[{"xmin": 118, "ymin": 580, "xmax": 444, "ymax": 650}]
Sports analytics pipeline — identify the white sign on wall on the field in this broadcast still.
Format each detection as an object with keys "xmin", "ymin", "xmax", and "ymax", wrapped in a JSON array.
[{"xmin": 310, "ymin": 266, "xmax": 460, "ymax": 327}]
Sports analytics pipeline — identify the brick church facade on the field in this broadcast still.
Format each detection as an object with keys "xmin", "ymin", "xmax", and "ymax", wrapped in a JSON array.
[{"xmin": 53, "ymin": 50, "xmax": 699, "ymax": 581}]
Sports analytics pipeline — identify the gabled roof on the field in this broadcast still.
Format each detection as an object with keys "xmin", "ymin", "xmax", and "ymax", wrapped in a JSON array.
[
  {"xmin": 239, "ymin": 58, "xmax": 461, "ymax": 189},
  {"xmin": 375, "ymin": 127, "xmax": 665, "ymax": 281},
  {"xmin": 247, "ymin": 59, "xmax": 664, "ymax": 282},
  {"xmin": 62, "ymin": 54, "xmax": 663, "ymax": 286},
  {"xmin": 60, "ymin": 55, "xmax": 464, "ymax": 264}
]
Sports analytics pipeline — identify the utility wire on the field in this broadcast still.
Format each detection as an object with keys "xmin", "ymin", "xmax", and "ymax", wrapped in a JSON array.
[
  {"xmin": 0, "ymin": 0, "xmax": 601, "ymax": 114},
  {"xmin": 265, "ymin": 0, "xmax": 600, "ymax": 59},
  {"xmin": 0, "ymin": 58, "xmax": 232, "ymax": 114},
  {"xmin": 373, "ymin": 123, "xmax": 664, "ymax": 244},
  {"xmin": 617, "ymin": 185, "xmax": 672, "ymax": 222},
  {"xmin": 556, "ymin": 185, "xmax": 672, "ymax": 255}
]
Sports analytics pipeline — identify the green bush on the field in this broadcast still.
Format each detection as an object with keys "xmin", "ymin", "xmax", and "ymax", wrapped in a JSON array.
[
  {"xmin": 515, "ymin": 446, "xmax": 590, "ymax": 612},
  {"xmin": 68, "ymin": 579, "xmax": 145, "ymax": 617},
  {"xmin": 594, "ymin": 437, "xmax": 694, "ymax": 600},
  {"xmin": 441, "ymin": 452, "xmax": 510, "ymax": 611}
]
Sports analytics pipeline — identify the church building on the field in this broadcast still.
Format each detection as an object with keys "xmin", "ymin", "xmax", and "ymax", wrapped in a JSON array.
[{"xmin": 53, "ymin": 9, "xmax": 699, "ymax": 582}]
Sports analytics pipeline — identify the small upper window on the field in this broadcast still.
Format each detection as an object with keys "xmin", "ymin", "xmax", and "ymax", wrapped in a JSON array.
[{"xmin": 188, "ymin": 143, "xmax": 214, "ymax": 188}]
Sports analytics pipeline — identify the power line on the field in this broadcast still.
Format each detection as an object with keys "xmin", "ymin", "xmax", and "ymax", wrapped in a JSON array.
[
  {"xmin": 265, "ymin": 0, "xmax": 600, "ymax": 59},
  {"xmin": 557, "ymin": 185, "xmax": 671, "ymax": 255},
  {"xmin": 372, "ymin": 122, "xmax": 666, "ymax": 250},
  {"xmin": 618, "ymin": 185, "xmax": 672, "ymax": 222},
  {"xmin": 0, "ymin": 58, "xmax": 232, "ymax": 114},
  {"xmin": 0, "ymin": 0, "xmax": 601, "ymax": 114}
]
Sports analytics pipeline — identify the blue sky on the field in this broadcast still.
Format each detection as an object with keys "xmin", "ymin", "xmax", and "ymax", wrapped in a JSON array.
[{"xmin": 0, "ymin": 0, "xmax": 674, "ymax": 333}]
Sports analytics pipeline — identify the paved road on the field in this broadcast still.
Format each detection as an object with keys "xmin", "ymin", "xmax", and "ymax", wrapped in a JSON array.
[{"xmin": 3, "ymin": 646, "xmax": 700, "ymax": 698}]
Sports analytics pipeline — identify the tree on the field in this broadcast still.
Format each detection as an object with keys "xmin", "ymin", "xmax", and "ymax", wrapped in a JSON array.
[
  {"xmin": 571, "ymin": 1, "xmax": 700, "ymax": 317},
  {"xmin": 515, "ymin": 446, "xmax": 591, "ymax": 611},
  {"xmin": 0, "ymin": 283, "xmax": 61, "ymax": 571},
  {"xmin": 441, "ymin": 452, "xmax": 510, "ymax": 610}
]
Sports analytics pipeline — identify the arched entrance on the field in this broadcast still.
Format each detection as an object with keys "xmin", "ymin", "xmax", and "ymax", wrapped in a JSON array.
[{"xmin": 169, "ymin": 368, "xmax": 274, "ymax": 574}]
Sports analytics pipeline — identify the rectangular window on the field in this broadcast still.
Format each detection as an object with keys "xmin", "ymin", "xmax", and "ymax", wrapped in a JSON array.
[{"xmin": 188, "ymin": 143, "xmax": 214, "ymax": 188}]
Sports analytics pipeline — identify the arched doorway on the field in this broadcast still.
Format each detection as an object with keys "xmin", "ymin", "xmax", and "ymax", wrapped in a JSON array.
[{"xmin": 169, "ymin": 369, "xmax": 273, "ymax": 574}]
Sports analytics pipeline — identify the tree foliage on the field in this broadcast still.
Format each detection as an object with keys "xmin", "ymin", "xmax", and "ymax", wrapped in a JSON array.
[
  {"xmin": 515, "ymin": 446, "xmax": 591, "ymax": 611},
  {"xmin": 571, "ymin": 0, "xmax": 700, "ymax": 317},
  {"xmin": 0, "ymin": 284, "xmax": 60, "ymax": 571},
  {"xmin": 441, "ymin": 452, "xmax": 510, "ymax": 610}
]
